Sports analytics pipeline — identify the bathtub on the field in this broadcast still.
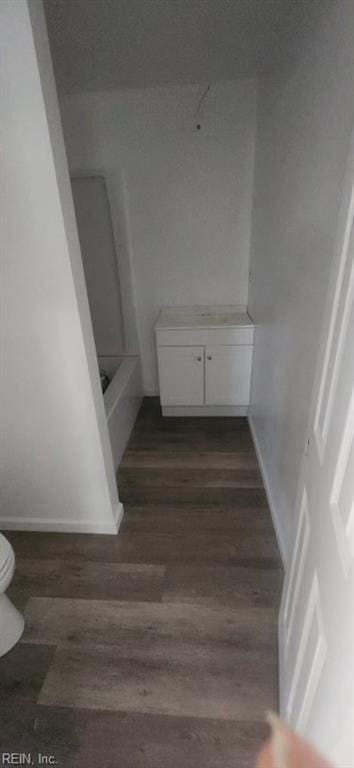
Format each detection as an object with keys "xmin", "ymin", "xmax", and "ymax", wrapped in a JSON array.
[{"xmin": 98, "ymin": 355, "xmax": 142, "ymax": 471}]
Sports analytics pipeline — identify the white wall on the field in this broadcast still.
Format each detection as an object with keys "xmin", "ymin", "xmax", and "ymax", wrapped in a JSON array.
[
  {"xmin": 60, "ymin": 80, "xmax": 257, "ymax": 392},
  {"xmin": 248, "ymin": 1, "xmax": 354, "ymax": 560},
  {"xmin": 0, "ymin": 0, "xmax": 120, "ymax": 533}
]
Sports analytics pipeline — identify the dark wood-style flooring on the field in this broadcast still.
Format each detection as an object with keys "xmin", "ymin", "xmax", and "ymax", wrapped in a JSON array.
[{"xmin": 1, "ymin": 398, "xmax": 282, "ymax": 767}]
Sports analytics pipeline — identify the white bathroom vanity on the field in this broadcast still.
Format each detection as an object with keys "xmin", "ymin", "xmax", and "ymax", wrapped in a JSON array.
[{"xmin": 155, "ymin": 307, "xmax": 254, "ymax": 416}]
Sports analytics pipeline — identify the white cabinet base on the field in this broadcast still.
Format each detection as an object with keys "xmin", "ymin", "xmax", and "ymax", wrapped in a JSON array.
[
  {"xmin": 162, "ymin": 405, "xmax": 248, "ymax": 417},
  {"xmin": 155, "ymin": 307, "xmax": 254, "ymax": 416},
  {"xmin": 205, "ymin": 345, "xmax": 253, "ymax": 406},
  {"xmin": 157, "ymin": 345, "xmax": 204, "ymax": 406}
]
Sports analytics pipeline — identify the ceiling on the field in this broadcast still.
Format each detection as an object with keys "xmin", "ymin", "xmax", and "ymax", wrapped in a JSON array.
[{"xmin": 44, "ymin": 0, "xmax": 318, "ymax": 94}]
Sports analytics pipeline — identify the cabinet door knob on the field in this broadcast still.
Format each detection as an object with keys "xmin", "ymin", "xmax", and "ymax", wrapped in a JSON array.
[
  {"xmin": 207, "ymin": 355, "xmax": 212, "ymax": 360},
  {"xmin": 196, "ymin": 356, "xmax": 202, "ymax": 361}
]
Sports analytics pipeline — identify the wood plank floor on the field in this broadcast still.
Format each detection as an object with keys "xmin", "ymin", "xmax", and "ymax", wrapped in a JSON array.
[{"xmin": 1, "ymin": 398, "xmax": 283, "ymax": 767}]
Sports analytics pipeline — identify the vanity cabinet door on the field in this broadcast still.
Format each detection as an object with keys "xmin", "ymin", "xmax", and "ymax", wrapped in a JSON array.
[
  {"xmin": 157, "ymin": 346, "xmax": 204, "ymax": 405},
  {"xmin": 205, "ymin": 345, "xmax": 253, "ymax": 405}
]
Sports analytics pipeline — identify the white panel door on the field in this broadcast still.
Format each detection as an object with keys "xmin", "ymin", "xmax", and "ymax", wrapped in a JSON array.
[
  {"xmin": 157, "ymin": 346, "xmax": 204, "ymax": 405},
  {"xmin": 279, "ymin": 131, "xmax": 354, "ymax": 766},
  {"xmin": 205, "ymin": 345, "xmax": 253, "ymax": 405}
]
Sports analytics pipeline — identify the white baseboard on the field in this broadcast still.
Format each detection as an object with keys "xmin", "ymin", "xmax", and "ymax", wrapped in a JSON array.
[
  {"xmin": 0, "ymin": 501, "xmax": 124, "ymax": 535},
  {"xmin": 162, "ymin": 405, "xmax": 248, "ymax": 417},
  {"xmin": 248, "ymin": 414, "xmax": 288, "ymax": 564}
]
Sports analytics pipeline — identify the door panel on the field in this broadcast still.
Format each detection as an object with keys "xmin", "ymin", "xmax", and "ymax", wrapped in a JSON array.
[
  {"xmin": 157, "ymin": 346, "xmax": 204, "ymax": 406},
  {"xmin": 331, "ymin": 389, "xmax": 354, "ymax": 574},
  {"xmin": 286, "ymin": 568, "xmax": 327, "ymax": 731},
  {"xmin": 283, "ymin": 490, "xmax": 310, "ymax": 659},
  {"xmin": 205, "ymin": 345, "xmax": 253, "ymax": 405},
  {"xmin": 279, "ymin": 132, "xmax": 354, "ymax": 767},
  {"xmin": 314, "ymin": 186, "xmax": 354, "ymax": 460}
]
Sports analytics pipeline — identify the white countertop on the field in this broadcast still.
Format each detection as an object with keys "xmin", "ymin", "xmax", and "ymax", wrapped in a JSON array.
[{"xmin": 155, "ymin": 306, "xmax": 254, "ymax": 331}]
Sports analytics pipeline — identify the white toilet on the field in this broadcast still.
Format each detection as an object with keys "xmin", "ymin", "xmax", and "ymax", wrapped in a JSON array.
[{"xmin": 0, "ymin": 533, "xmax": 24, "ymax": 657}]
